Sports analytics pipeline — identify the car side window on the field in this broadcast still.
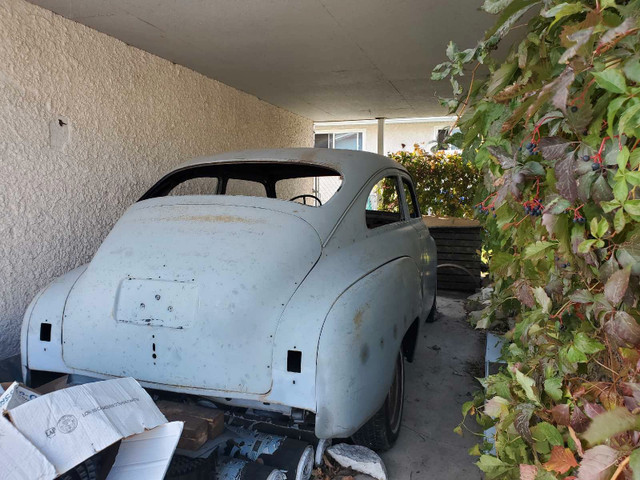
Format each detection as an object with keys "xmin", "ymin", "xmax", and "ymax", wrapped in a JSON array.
[
  {"xmin": 402, "ymin": 178, "xmax": 420, "ymax": 218},
  {"xmin": 366, "ymin": 176, "xmax": 403, "ymax": 229}
]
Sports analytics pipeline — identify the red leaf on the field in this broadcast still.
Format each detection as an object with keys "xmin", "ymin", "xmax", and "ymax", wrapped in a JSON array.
[
  {"xmin": 605, "ymin": 311, "xmax": 640, "ymax": 348},
  {"xmin": 604, "ymin": 268, "xmax": 630, "ymax": 304},
  {"xmin": 519, "ymin": 464, "xmax": 537, "ymax": 480},
  {"xmin": 577, "ymin": 445, "xmax": 619, "ymax": 480},
  {"xmin": 544, "ymin": 446, "xmax": 578, "ymax": 474},
  {"xmin": 555, "ymin": 152, "xmax": 578, "ymax": 203},
  {"xmin": 552, "ymin": 404, "xmax": 571, "ymax": 425}
]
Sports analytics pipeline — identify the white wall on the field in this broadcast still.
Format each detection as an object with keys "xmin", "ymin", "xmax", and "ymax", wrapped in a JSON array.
[
  {"xmin": 0, "ymin": 0, "xmax": 313, "ymax": 358},
  {"xmin": 315, "ymin": 120, "xmax": 454, "ymax": 155}
]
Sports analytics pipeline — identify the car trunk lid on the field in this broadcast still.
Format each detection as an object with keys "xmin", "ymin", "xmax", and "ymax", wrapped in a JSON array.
[{"xmin": 62, "ymin": 201, "xmax": 321, "ymax": 395}]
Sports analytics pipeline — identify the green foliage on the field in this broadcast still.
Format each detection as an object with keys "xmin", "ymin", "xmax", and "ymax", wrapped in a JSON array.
[
  {"xmin": 386, "ymin": 146, "xmax": 480, "ymax": 217},
  {"xmin": 433, "ymin": 0, "xmax": 640, "ymax": 477}
]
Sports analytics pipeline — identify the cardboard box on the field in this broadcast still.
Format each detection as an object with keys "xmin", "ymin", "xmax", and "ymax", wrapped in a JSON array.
[
  {"xmin": 0, "ymin": 377, "xmax": 183, "ymax": 480},
  {"xmin": 0, "ymin": 381, "xmax": 41, "ymax": 412}
]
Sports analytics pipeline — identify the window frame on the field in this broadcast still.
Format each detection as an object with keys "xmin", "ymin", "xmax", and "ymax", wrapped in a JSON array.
[
  {"xmin": 399, "ymin": 175, "xmax": 421, "ymax": 219},
  {"xmin": 364, "ymin": 173, "xmax": 408, "ymax": 230},
  {"xmin": 314, "ymin": 130, "xmax": 366, "ymax": 151}
]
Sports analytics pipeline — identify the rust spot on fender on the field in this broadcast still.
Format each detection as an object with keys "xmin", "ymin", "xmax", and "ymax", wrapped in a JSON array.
[
  {"xmin": 360, "ymin": 343, "xmax": 369, "ymax": 364},
  {"xmin": 171, "ymin": 215, "xmax": 262, "ymax": 224},
  {"xmin": 353, "ymin": 310, "xmax": 364, "ymax": 329}
]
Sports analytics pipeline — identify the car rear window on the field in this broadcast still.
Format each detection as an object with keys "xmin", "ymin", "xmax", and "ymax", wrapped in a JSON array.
[{"xmin": 141, "ymin": 162, "xmax": 342, "ymax": 206}]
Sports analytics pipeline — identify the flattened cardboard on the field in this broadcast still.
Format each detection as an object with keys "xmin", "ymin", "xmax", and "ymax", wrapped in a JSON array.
[
  {"xmin": 0, "ymin": 415, "xmax": 56, "ymax": 480},
  {"xmin": 6, "ymin": 377, "xmax": 167, "ymax": 475},
  {"xmin": 106, "ymin": 421, "xmax": 184, "ymax": 479}
]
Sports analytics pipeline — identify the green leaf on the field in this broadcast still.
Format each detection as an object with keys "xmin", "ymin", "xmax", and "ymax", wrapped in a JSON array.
[
  {"xmin": 534, "ymin": 287, "xmax": 552, "ymax": 314},
  {"xmin": 630, "ymin": 448, "xmax": 640, "ymax": 480},
  {"xmin": 542, "ymin": 2, "xmax": 585, "ymax": 23},
  {"xmin": 614, "ymin": 177, "xmax": 629, "ymax": 202},
  {"xmin": 607, "ymin": 96, "xmax": 627, "ymax": 137},
  {"xmin": 618, "ymin": 146, "xmax": 630, "ymax": 169},
  {"xmin": 482, "ymin": 0, "xmax": 516, "ymax": 13},
  {"xmin": 601, "ymin": 200, "xmax": 621, "ymax": 213},
  {"xmin": 614, "ymin": 208, "xmax": 627, "ymax": 233},
  {"xmin": 462, "ymin": 400, "xmax": 475, "ymax": 417},
  {"xmin": 524, "ymin": 241, "xmax": 556, "ymax": 258},
  {"xmin": 624, "ymin": 200, "xmax": 640, "ymax": 216},
  {"xmin": 582, "ymin": 407, "xmax": 640, "ymax": 445},
  {"xmin": 477, "ymin": 455, "xmax": 513, "ymax": 479},
  {"xmin": 620, "ymin": 102, "xmax": 640, "ymax": 136},
  {"xmin": 574, "ymin": 332, "xmax": 605, "ymax": 354},
  {"xmin": 627, "ymin": 171, "xmax": 640, "ymax": 186},
  {"xmin": 515, "ymin": 369, "xmax": 540, "ymax": 404},
  {"xmin": 631, "ymin": 149, "xmax": 640, "ymax": 169},
  {"xmin": 544, "ymin": 377, "xmax": 563, "ymax": 401},
  {"xmin": 578, "ymin": 239, "xmax": 598, "ymax": 253},
  {"xmin": 592, "ymin": 69, "xmax": 628, "ymax": 94},
  {"xmin": 624, "ymin": 56, "xmax": 640, "ymax": 82},
  {"xmin": 566, "ymin": 345, "xmax": 588, "ymax": 363}
]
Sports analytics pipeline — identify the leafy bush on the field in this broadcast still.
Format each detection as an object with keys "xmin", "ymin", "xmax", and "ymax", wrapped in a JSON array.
[
  {"xmin": 434, "ymin": 0, "xmax": 640, "ymax": 478},
  {"xmin": 386, "ymin": 146, "xmax": 480, "ymax": 217}
]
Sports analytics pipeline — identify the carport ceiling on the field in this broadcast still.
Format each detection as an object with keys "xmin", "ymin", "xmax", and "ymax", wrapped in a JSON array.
[{"xmin": 29, "ymin": 0, "xmax": 495, "ymax": 121}]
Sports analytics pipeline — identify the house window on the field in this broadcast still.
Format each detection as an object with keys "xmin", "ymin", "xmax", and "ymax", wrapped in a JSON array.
[{"xmin": 314, "ymin": 132, "xmax": 363, "ymax": 151}]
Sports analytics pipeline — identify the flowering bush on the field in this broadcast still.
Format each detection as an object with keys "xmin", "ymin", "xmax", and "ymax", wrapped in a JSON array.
[
  {"xmin": 386, "ymin": 146, "xmax": 480, "ymax": 217},
  {"xmin": 434, "ymin": 0, "xmax": 640, "ymax": 478}
]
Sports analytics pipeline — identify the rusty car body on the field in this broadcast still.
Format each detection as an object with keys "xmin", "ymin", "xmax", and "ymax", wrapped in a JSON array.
[{"xmin": 21, "ymin": 148, "xmax": 437, "ymax": 450}]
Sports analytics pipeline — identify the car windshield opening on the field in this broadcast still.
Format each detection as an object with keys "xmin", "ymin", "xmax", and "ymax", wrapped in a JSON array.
[{"xmin": 140, "ymin": 162, "xmax": 343, "ymax": 206}]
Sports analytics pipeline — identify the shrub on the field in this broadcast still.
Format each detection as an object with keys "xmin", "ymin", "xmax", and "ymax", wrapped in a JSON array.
[
  {"xmin": 386, "ymin": 146, "xmax": 480, "ymax": 217},
  {"xmin": 434, "ymin": 0, "xmax": 640, "ymax": 478}
]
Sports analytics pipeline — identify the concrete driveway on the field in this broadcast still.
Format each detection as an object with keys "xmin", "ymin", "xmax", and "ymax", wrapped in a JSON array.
[{"xmin": 380, "ymin": 292, "xmax": 485, "ymax": 479}]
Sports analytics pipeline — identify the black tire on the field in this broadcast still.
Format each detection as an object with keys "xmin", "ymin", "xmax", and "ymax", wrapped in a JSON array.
[
  {"xmin": 425, "ymin": 297, "xmax": 437, "ymax": 323},
  {"xmin": 351, "ymin": 352, "xmax": 405, "ymax": 452}
]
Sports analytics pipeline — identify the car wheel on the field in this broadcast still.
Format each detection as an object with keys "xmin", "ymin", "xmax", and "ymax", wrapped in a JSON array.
[
  {"xmin": 351, "ymin": 352, "xmax": 404, "ymax": 452},
  {"xmin": 425, "ymin": 297, "xmax": 437, "ymax": 323}
]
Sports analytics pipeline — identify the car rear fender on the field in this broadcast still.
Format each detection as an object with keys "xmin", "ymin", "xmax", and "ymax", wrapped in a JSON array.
[
  {"xmin": 314, "ymin": 257, "xmax": 422, "ymax": 439},
  {"xmin": 21, "ymin": 265, "xmax": 88, "ymax": 382}
]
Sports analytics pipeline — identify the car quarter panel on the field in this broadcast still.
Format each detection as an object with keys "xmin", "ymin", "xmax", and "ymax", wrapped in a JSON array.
[{"xmin": 314, "ymin": 257, "xmax": 422, "ymax": 438}]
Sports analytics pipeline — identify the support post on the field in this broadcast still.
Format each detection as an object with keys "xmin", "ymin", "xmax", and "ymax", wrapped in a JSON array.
[{"xmin": 376, "ymin": 117, "xmax": 385, "ymax": 155}]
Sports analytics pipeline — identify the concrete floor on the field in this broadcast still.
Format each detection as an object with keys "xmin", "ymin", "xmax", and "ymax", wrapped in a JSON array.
[{"xmin": 380, "ymin": 292, "xmax": 485, "ymax": 480}]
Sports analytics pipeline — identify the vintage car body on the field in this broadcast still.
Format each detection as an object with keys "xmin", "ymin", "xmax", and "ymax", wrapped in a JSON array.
[{"xmin": 20, "ymin": 148, "xmax": 437, "ymax": 446}]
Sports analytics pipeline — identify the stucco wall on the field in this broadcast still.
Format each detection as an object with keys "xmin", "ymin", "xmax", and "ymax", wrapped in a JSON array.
[
  {"xmin": 0, "ymin": 0, "xmax": 313, "ymax": 359},
  {"xmin": 315, "ymin": 120, "xmax": 453, "ymax": 154}
]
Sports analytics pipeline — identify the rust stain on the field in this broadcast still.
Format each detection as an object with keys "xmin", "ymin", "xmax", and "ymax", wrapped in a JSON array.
[
  {"xmin": 353, "ymin": 309, "xmax": 364, "ymax": 329},
  {"xmin": 360, "ymin": 343, "xmax": 370, "ymax": 364},
  {"xmin": 169, "ymin": 215, "xmax": 262, "ymax": 224}
]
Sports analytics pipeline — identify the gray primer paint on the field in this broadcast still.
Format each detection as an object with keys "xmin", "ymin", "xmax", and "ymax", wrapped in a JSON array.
[{"xmin": 0, "ymin": 0, "xmax": 313, "ymax": 358}]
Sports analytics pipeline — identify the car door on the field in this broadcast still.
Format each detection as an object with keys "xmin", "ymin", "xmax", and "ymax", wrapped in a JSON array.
[{"xmin": 399, "ymin": 174, "xmax": 437, "ymax": 319}]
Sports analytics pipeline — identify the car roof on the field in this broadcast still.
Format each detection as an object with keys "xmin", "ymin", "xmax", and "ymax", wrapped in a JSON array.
[{"xmin": 175, "ymin": 148, "xmax": 408, "ymax": 183}]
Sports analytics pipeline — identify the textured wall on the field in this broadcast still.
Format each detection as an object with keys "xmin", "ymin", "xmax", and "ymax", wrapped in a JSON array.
[{"xmin": 0, "ymin": 0, "xmax": 313, "ymax": 358}]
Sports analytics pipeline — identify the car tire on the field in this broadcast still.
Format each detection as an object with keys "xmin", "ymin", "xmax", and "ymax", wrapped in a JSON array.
[
  {"xmin": 425, "ymin": 297, "xmax": 437, "ymax": 323},
  {"xmin": 351, "ymin": 352, "xmax": 404, "ymax": 452}
]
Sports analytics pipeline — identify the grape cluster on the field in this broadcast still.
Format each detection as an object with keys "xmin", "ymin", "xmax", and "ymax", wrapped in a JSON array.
[
  {"xmin": 555, "ymin": 255, "xmax": 571, "ymax": 268},
  {"xmin": 474, "ymin": 204, "xmax": 496, "ymax": 218},
  {"xmin": 524, "ymin": 142, "xmax": 538, "ymax": 156},
  {"xmin": 523, "ymin": 199, "xmax": 544, "ymax": 216}
]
